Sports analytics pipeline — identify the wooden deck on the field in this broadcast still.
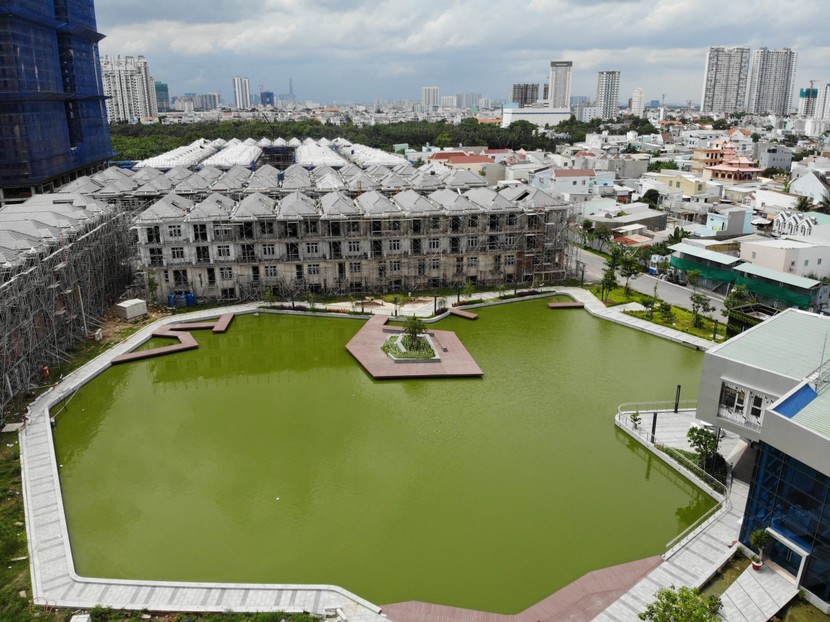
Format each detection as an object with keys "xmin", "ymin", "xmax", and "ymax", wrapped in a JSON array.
[
  {"xmin": 346, "ymin": 316, "xmax": 483, "ymax": 379},
  {"xmin": 111, "ymin": 313, "xmax": 234, "ymax": 364},
  {"xmin": 547, "ymin": 301, "xmax": 584, "ymax": 309},
  {"xmin": 449, "ymin": 308, "xmax": 479, "ymax": 320},
  {"xmin": 381, "ymin": 556, "xmax": 662, "ymax": 622}
]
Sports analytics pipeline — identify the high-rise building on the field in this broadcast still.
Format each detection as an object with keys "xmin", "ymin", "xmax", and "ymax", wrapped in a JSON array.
[
  {"xmin": 233, "ymin": 76, "xmax": 251, "ymax": 109},
  {"xmin": 260, "ymin": 91, "xmax": 275, "ymax": 107},
  {"xmin": 548, "ymin": 61, "xmax": 573, "ymax": 109},
  {"xmin": 512, "ymin": 83, "xmax": 539, "ymax": 108},
  {"xmin": 440, "ymin": 95, "xmax": 457, "ymax": 109},
  {"xmin": 101, "ymin": 55, "xmax": 158, "ymax": 122},
  {"xmin": 155, "ymin": 81, "xmax": 169, "ymax": 111},
  {"xmin": 0, "ymin": 0, "xmax": 112, "ymax": 204},
  {"xmin": 631, "ymin": 87, "xmax": 645, "ymax": 117},
  {"xmin": 700, "ymin": 46, "xmax": 750, "ymax": 114},
  {"xmin": 747, "ymin": 48, "xmax": 798, "ymax": 116},
  {"xmin": 815, "ymin": 84, "xmax": 830, "ymax": 121},
  {"xmin": 798, "ymin": 87, "xmax": 818, "ymax": 117},
  {"xmin": 456, "ymin": 93, "xmax": 481, "ymax": 109},
  {"xmin": 421, "ymin": 86, "xmax": 440, "ymax": 111},
  {"xmin": 595, "ymin": 71, "xmax": 620, "ymax": 119}
]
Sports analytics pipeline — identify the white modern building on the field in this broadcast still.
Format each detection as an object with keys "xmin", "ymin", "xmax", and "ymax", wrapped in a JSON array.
[
  {"xmin": 548, "ymin": 61, "xmax": 573, "ymax": 109},
  {"xmin": 740, "ymin": 238, "xmax": 830, "ymax": 281},
  {"xmin": 233, "ymin": 76, "xmax": 251, "ymax": 110},
  {"xmin": 747, "ymin": 48, "xmax": 798, "ymax": 116},
  {"xmin": 421, "ymin": 86, "xmax": 440, "ymax": 111},
  {"xmin": 701, "ymin": 46, "xmax": 750, "ymax": 114},
  {"xmin": 595, "ymin": 71, "xmax": 620, "ymax": 120},
  {"xmin": 101, "ymin": 55, "xmax": 158, "ymax": 122},
  {"xmin": 631, "ymin": 87, "xmax": 645, "ymax": 117},
  {"xmin": 697, "ymin": 309, "xmax": 830, "ymax": 611}
]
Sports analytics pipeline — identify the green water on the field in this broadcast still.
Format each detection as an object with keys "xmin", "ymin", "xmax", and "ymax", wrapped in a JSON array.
[{"xmin": 53, "ymin": 299, "xmax": 712, "ymax": 613}]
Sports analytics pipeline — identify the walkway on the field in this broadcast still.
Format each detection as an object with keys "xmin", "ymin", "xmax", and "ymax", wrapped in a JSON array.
[
  {"xmin": 593, "ymin": 409, "xmax": 751, "ymax": 621},
  {"xmin": 718, "ymin": 565, "xmax": 797, "ymax": 621},
  {"xmin": 382, "ymin": 556, "xmax": 663, "ymax": 622},
  {"xmin": 20, "ymin": 304, "xmax": 387, "ymax": 621},
  {"xmin": 19, "ymin": 297, "xmax": 719, "ymax": 620},
  {"xmin": 345, "ymin": 315, "xmax": 483, "ymax": 378},
  {"xmin": 110, "ymin": 313, "xmax": 234, "ymax": 364},
  {"xmin": 554, "ymin": 288, "xmax": 714, "ymax": 351}
]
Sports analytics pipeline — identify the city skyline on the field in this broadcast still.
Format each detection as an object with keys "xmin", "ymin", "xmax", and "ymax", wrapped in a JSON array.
[{"xmin": 95, "ymin": 0, "xmax": 830, "ymax": 107}]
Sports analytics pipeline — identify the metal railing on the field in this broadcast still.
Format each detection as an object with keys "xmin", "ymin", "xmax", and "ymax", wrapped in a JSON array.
[{"xmin": 614, "ymin": 400, "xmax": 734, "ymax": 558}]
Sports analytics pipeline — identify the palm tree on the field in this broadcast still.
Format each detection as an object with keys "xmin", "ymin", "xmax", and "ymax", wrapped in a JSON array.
[
  {"xmin": 818, "ymin": 191, "xmax": 830, "ymax": 215},
  {"xmin": 668, "ymin": 228, "xmax": 690, "ymax": 245},
  {"xmin": 794, "ymin": 195, "xmax": 814, "ymax": 212}
]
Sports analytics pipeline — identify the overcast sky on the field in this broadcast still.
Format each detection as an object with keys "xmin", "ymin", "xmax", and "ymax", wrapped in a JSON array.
[{"xmin": 95, "ymin": 0, "xmax": 830, "ymax": 106}]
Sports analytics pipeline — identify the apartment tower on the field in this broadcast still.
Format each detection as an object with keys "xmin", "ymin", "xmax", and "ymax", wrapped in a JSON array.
[
  {"xmin": 420, "ymin": 86, "xmax": 440, "ymax": 111},
  {"xmin": 548, "ymin": 61, "xmax": 573, "ymax": 109},
  {"xmin": 233, "ymin": 76, "xmax": 251, "ymax": 109},
  {"xmin": 631, "ymin": 87, "xmax": 645, "ymax": 117},
  {"xmin": 101, "ymin": 55, "xmax": 158, "ymax": 122},
  {"xmin": 512, "ymin": 83, "xmax": 540, "ymax": 108},
  {"xmin": 0, "ymin": 0, "xmax": 112, "ymax": 205},
  {"xmin": 595, "ymin": 71, "xmax": 620, "ymax": 119},
  {"xmin": 700, "ymin": 46, "xmax": 750, "ymax": 114},
  {"xmin": 747, "ymin": 48, "xmax": 798, "ymax": 116}
]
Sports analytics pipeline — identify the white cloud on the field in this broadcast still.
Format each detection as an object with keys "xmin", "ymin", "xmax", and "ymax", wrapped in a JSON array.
[{"xmin": 96, "ymin": 0, "xmax": 830, "ymax": 104}]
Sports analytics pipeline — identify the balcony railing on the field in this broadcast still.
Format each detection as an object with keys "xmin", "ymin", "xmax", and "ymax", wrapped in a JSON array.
[{"xmin": 716, "ymin": 406, "xmax": 761, "ymax": 432}]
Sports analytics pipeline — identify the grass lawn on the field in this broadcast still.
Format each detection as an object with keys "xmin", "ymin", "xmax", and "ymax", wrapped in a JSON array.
[
  {"xmin": 588, "ymin": 285, "xmax": 726, "ymax": 341},
  {"xmin": 702, "ymin": 553, "xmax": 830, "ymax": 622}
]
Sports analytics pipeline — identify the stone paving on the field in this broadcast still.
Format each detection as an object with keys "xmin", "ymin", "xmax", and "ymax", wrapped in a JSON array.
[
  {"xmin": 718, "ymin": 565, "xmax": 797, "ymax": 621},
  {"xmin": 593, "ymin": 408, "xmax": 792, "ymax": 621}
]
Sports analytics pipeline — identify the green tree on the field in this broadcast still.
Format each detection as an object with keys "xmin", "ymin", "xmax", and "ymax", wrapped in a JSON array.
[
  {"xmin": 641, "ymin": 188, "xmax": 661, "ymax": 208},
  {"xmin": 687, "ymin": 426, "xmax": 719, "ymax": 464},
  {"xmin": 594, "ymin": 223, "xmax": 612, "ymax": 253},
  {"xmin": 668, "ymin": 228, "xmax": 690, "ymax": 245},
  {"xmin": 461, "ymin": 281, "xmax": 475, "ymax": 301},
  {"xmin": 600, "ymin": 267, "xmax": 619, "ymax": 301},
  {"xmin": 817, "ymin": 191, "xmax": 830, "ymax": 215},
  {"xmin": 686, "ymin": 269, "xmax": 701, "ymax": 292},
  {"xmin": 690, "ymin": 292, "xmax": 714, "ymax": 328},
  {"xmin": 639, "ymin": 585, "xmax": 721, "ymax": 622},
  {"xmin": 403, "ymin": 315, "xmax": 427, "ymax": 350},
  {"xmin": 434, "ymin": 132, "xmax": 453, "ymax": 149},
  {"xmin": 658, "ymin": 300, "xmax": 675, "ymax": 323},
  {"xmin": 794, "ymin": 194, "xmax": 813, "ymax": 212},
  {"xmin": 618, "ymin": 252, "xmax": 641, "ymax": 296},
  {"xmin": 647, "ymin": 160, "xmax": 678, "ymax": 172},
  {"xmin": 722, "ymin": 284, "xmax": 752, "ymax": 318},
  {"xmin": 606, "ymin": 244, "xmax": 625, "ymax": 271},
  {"xmin": 642, "ymin": 298, "xmax": 655, "ymax": 320}
]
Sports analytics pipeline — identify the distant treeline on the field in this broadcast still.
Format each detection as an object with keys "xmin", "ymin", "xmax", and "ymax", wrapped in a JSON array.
[{"xmin": 109, "ymin": 118, "xmax": 560, "ymax": 161}]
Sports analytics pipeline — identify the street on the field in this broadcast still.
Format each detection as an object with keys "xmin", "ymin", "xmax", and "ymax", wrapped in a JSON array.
[{"xmin": 574, "ymin": 247, "xmax": 726, "ymax": 315}]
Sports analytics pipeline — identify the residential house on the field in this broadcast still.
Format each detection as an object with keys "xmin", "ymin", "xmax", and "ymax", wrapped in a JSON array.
[
  {"xmin": 740, "ymin": 238, "xmax": 830, "ymax": 280},
  {"xmin": 790, "ymin": 170, "xmax": 830, "ymax": 205}
]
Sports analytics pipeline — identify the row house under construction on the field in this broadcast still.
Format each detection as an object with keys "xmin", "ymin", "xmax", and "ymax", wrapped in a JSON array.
[{"xmin": 133, "ymin": 186, "xmax": 576, "ymax": 302}]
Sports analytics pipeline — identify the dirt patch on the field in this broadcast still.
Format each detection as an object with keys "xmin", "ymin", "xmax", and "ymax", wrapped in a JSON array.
[{"xmin": 99, "ymin": 302, "xmax": 168, "ymax": 341}]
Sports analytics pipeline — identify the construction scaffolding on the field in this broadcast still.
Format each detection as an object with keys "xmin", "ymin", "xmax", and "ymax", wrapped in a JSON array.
[{"xmin": 0, "ymin": 194, "xmax": 133, "ymax": 423}]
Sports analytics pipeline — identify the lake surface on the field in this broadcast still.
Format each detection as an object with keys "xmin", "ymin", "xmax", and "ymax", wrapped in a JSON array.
[{"xmin": 53, "ymin": 299, "xmax": 711, "ymax": 613}]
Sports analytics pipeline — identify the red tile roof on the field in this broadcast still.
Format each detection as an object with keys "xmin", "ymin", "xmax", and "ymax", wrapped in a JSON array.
[
  {"xmin": 554, "ymin": 168, "xmax": 595, "ymax": 177},
  {"xmin": 447, "ymin": 155, "xmax": 492, "ymax": 165}
]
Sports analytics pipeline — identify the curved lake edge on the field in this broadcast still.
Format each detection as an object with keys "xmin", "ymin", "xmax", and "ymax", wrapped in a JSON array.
[{"xmin": 22, "ymin": 291, "xmax": 716, "ymax": 617}]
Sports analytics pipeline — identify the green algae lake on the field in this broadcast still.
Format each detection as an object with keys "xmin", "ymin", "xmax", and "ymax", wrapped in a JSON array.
[{"xmin": 53, "ymin": 298, "xmax": 712, "ymax": 614}]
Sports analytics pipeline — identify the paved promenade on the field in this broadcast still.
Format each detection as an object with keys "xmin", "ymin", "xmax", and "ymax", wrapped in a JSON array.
[
  {"xmin": 319, "ymin": 288, "xmax": 716, "ymax": 351},
  {"xmin": 18, "ymin": 292, "xmax": 720, "ymax": 620},
  {"xmin": 20, "ymin": 304, "xmax": 387, "ymax": 620}
]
